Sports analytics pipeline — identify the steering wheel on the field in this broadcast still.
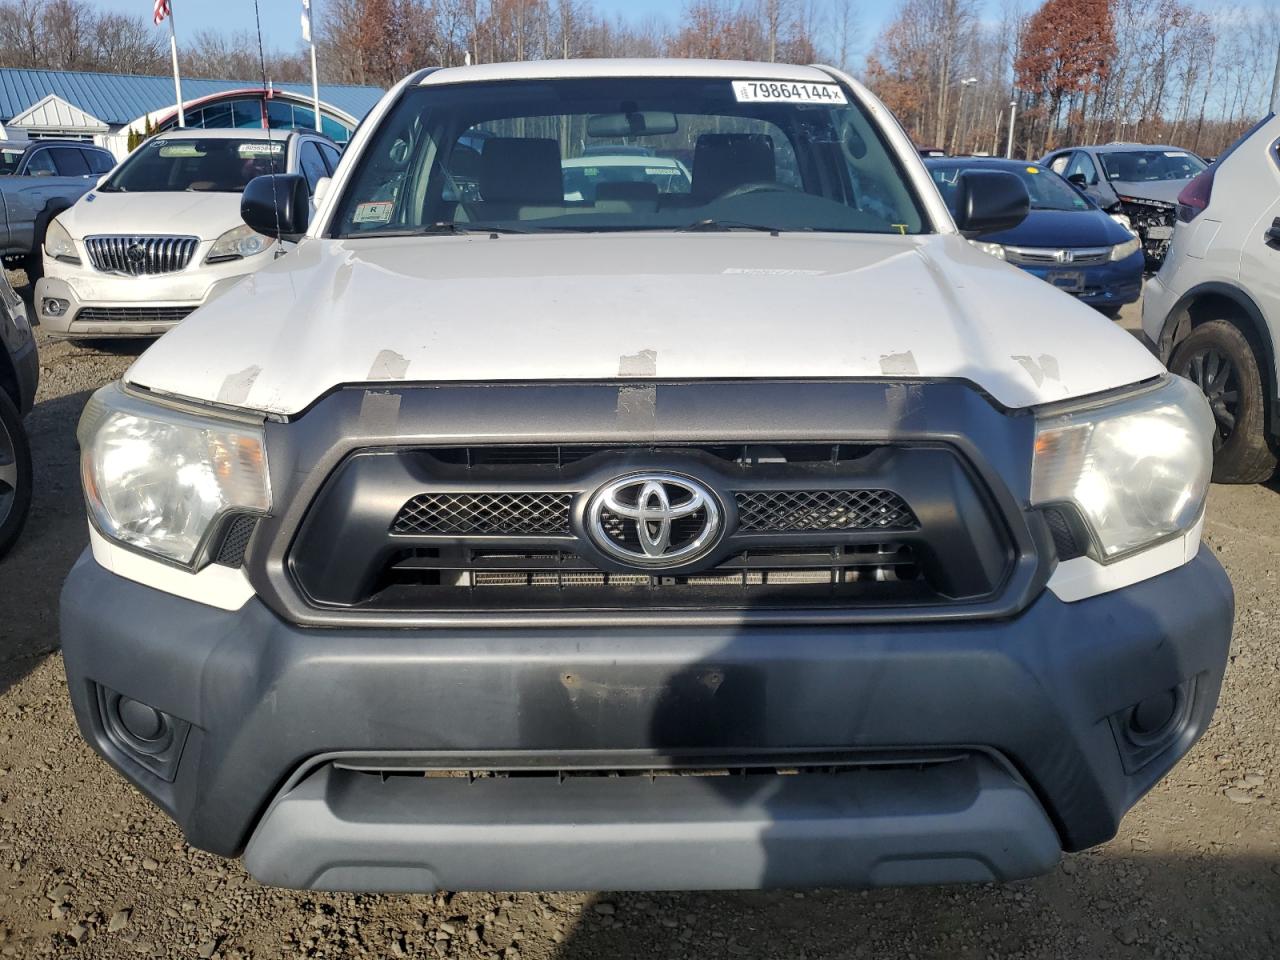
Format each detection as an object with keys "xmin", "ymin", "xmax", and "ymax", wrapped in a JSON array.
[{"xmin": 715, "ymin": 180, "xmax": 802, "ymax": 202}]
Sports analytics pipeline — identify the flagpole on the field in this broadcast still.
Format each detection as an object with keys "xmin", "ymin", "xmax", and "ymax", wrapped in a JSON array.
[
  {"xmin": 304, "ymin": 0, "xmax": 321, "ymax": 132},
  {"xmin": 310, "ymin": 43, "xmax": 321, "ymax": 132},
  {"xmin": 167, "ymin": 1, "xmax": 185, "ymax": 127}
]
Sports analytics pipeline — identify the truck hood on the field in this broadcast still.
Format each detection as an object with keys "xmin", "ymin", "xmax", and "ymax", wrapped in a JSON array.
[
  {"xmin": 57, "ymin": 190, "xmax": 242, "ymax": 241},
  {"xmin": 124, "ymin": 232, "xmax": 1165, "ymax": 415}
]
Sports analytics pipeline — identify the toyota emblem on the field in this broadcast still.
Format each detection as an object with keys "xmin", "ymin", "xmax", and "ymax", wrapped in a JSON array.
[{"xmin": 585, "ymin": 473, "xmax": 722, "ymax": 568}]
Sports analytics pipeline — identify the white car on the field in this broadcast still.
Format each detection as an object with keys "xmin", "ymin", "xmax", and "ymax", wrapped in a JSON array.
[
  {"xmin": 562, "ymin": 152, "xmax": 692, "ymax": 201},
  {"xmin": 1142, "ymin": 112, "xmax": 1280, "ymax": 483},
  {"xmin": 35, "ymin": 128, "xmax": 341, "ymax": 339},
  {"xmin": 62, "ymin": 59, "xmax": 1231, "ymax": 894}
]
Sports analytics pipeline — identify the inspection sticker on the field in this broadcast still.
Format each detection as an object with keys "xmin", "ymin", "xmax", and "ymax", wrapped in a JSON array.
[
  {"xmin": 353, "ymin": 201, "xmax": 394, "ymax": 223},
  {"xmin": 732, "ymin": 80, "xmax": 847, "ymax": 105}
]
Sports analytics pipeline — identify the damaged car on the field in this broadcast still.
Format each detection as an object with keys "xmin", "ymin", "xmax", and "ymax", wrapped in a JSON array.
[{"xmin": 1043, "ymin": 143, "xmax": 1207, "ymax": 269}]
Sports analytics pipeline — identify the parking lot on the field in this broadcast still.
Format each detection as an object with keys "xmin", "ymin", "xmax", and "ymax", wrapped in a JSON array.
[{"xmin": 1, "ymin": 297, "xmax": 1279, "ymax": 960}]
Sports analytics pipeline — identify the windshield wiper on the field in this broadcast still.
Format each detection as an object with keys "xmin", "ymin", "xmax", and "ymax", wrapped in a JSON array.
[
  {"xmin": 418, "ymin": 222, "xmax": 529, "ymax": 235},
  {"xmin": 340, "ymin": 222, "xmax": 531, "ymax": 239},
  {"xmin": 679, "ymin": 218, "xmax": 784, "ymax": 234}
]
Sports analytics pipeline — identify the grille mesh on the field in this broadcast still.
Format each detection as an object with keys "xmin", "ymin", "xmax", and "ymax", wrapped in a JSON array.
[
  {"xmin": 85, "ymin": 235, "xmax": 200, "ymax": 276},
  {"xmin": 736, "ymin": 490, "xmax": 917, "ymax": 532},
  {"xmin": 75, "ymin": 306, "xmax": 196, "ymax": 324},
  {"xmin": 215, "ymin": 515, "xmax": 258, "ymax": 567},
  {"xmin": 393, "ymin": 493, "xmax": 573, "ymax": 535}
]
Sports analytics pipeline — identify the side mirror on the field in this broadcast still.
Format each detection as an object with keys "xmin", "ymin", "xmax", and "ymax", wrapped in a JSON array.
[
  {"xmin": 954, "ymin": 170, "xmax": 1029, "ymax": 238},
  {"xmin": 1066, "ymin": 172, "xmax": 1089, "ymax": 187},
  {"xmin": 241, "ymin": 174, "xmax": 309, "ymax": 241}
]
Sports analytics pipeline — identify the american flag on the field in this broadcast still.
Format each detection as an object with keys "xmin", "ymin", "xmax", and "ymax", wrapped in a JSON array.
[{"xmin": 153, "ymin": 0, "xmax": 170, "ymax": 26}]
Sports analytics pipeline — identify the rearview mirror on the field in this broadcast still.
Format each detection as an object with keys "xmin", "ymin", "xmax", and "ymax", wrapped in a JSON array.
[
  {"xmin": 587, "ymin": 111, "xmax": 678, "ymax": 138},
  {"xmin": 953, "ymin": 170, "xmax": 1029, "ymax": 238},
  {"xmin": 241, "ymin": 174, "xmax": 310, "ymax": 241}
]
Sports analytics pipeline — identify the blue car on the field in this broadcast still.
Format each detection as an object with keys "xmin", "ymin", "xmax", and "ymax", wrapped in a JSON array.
[{"xmin": 925, "ymin": 158, "xmax": 1144, "ymax": 316}]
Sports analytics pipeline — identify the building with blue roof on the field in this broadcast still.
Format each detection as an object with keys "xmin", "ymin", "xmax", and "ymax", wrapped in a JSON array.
[{"xmin": 0, "ymin": 67, "xmax": 385, "ymax": 157}]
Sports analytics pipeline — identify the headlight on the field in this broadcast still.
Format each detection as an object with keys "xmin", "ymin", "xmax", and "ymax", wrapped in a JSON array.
[
  {"xmin": 969, "ymin": 240, "xmax": 1006, "ymax": 260},
  {"xmin": 1031, "ymin": 376, "xmax": 1213, "ymax": 560},
  {"xmin": 45, "ymin": 217, "xmax": 79, "ymax": 264},
  {"xmin": 205, "ymin": 224, "xmax": 273, "ymax": 264},
  {"xmin": 1109, "ymin": 213, "xmax": 1134, "ymax": 234},
  {"xmin": 1110, "ymin": 236, "xmax": 1142, "ymax": 261},
  {"xmin": 78, "ymin": 382, "xmax": 271, "ymax": 567}
]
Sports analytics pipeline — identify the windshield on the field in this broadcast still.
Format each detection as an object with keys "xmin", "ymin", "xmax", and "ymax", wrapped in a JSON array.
[
  {"xmin": 332, "ymin": 77, "xmax": 927, "ymax": 237},
  {"xmin": 928, "ymin": 162, "xmax": 1092, "ymax": 213},
  {"xmin": 1098, "ymin": 149, "xmax": 1206, "ymax": 183},
  {"xmin": 0, "ymin": 149, "xmax": 23, "ymax": 176},
  {"xmin": 103, "ymin": 138, "xmax": 284, "ymax": 193}
]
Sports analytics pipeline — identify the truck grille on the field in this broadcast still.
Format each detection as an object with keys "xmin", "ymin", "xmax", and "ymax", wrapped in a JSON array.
[
  {"xmin": 376, "ymin": 543, "xmax": 929, "ymax": 609},
  {"xmin": 390, "ymin": 488, "xmax": 916, "ymax": 537},
  {"xmin": 393, "ymin": 492, "xmax": 574, "ymax": 535},
  {"xmin": 735, "ymin": 490, "xmax": 915, "ymax": 532},
  {"xmin": 289, "ymin": 442, "xmax": 1010, "ymax": 614},
  {"xmin": 85, "ymin": 235, "xmax": 199, "ymax": 276}
]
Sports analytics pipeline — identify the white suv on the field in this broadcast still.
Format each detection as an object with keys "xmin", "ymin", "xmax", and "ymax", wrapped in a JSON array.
[
  {"xmin": 1142, "ymin": 113, "xmax": 1280, "ymax": 483},
  {"xmin": 36, "ymin": 129, "xmax": 341, "ymax": 339}
]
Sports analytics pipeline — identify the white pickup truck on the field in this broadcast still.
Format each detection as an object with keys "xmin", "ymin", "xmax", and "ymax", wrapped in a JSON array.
[{"xmin": 62, "ymin": 59, "xmax": 1232, "ymax": 894}]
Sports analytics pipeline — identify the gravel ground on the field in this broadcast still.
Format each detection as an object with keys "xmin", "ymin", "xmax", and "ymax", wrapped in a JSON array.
[{"xmin": 1, "ymin": 293, "xmax": 1279, "ymax": 960}]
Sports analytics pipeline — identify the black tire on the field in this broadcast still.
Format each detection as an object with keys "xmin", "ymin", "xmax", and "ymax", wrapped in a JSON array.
[
  {"xmin": 24, "ymin": 202, "xmax": 69, "ymax": 287},
  {"xmin": 0, "ymin": 385, "xmax": 33, "ymax": 559},
  {"xmin": 1170, "ymin": 319, "xmax": 1277, "ymax": 484},
  {"xmin": 21, "ymin": 248, "xmax": 42, "ymax": 286}
]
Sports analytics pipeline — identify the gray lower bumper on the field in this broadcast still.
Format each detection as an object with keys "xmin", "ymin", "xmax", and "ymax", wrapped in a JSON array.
[
  {"xmin": 245, "ymin": 755, "xmax": 1059, "ymax": 891},
  {"xmin": 61, "ymin": 549, "xmax": 1233, "ymax": 891}
]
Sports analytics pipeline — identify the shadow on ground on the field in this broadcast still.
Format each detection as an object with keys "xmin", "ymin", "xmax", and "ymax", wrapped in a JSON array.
[{"xmin": 545, "ymin": 853, "xmax": 1280, "ymax": 959}]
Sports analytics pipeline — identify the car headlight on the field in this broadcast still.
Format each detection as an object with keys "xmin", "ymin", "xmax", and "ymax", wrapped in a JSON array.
[
  {"xmin": 205, "ymin": 224, "xmax": 273, "ymax": 264},
  {"xmin": 78, "ymin": 382, "xmax": 271, "ymax": 567},
  {"xmin": 1110, "ymin": 236, "xmax": 1142, "ymax": 261},
  {"xmin": 45, "ymin": 217, "xmax": 80, "ymax": 264},
  {"xmin": 1109, "ymin": 212, "xmax": 1134, "ymax": 234},
  {"xmin": 969, "ymin": 240, "xmax": 1006, "ymax": 260},
  {"xmin": 1031, "ymin": 376, "xmax": 1213, "ymax": 561}
]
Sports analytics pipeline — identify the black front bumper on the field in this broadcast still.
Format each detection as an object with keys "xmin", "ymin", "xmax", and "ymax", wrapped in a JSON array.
[{"xmin": 61, "ymin": 548, "xmax": 1233, "ymax": 890}]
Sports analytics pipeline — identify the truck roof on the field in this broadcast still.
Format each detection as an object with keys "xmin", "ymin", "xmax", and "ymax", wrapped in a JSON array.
[{"xmin": 421, "ymin": 58, "xmax": 836, "ymax": 87}]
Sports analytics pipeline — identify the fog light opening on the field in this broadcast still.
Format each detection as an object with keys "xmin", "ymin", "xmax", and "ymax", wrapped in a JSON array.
[
  {"xmin": 116, "ymin": 697, "xmax": 167, "ymax": 744},
  {"xmin": 41, "ymin": 297, "xmax": 69, "ymax": 317},
  {"xmin": 1126, "ymin": 689, "xmax": 1179, "ymax": 744},
  {"xmin": 95, "ymin": 685, "xmax": 190, "ymax": 782}
]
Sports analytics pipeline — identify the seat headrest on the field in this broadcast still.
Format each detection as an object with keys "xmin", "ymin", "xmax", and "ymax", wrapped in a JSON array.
[
  {"xmin": 595, "ymin": 180, "xmax": 660, "ymax": 203},
  {"xmin": 692, "ymin": 133, "xmax": 776, "ymax": 202},
  {"xmin": 479, "ymin": 138, "xmax": 563, "ymax": 205}
]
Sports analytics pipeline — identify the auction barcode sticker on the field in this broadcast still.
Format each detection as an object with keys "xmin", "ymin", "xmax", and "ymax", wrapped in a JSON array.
[{"xmin": 732, "ymin": 80, "xmax": 848, "ymax": 105}]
